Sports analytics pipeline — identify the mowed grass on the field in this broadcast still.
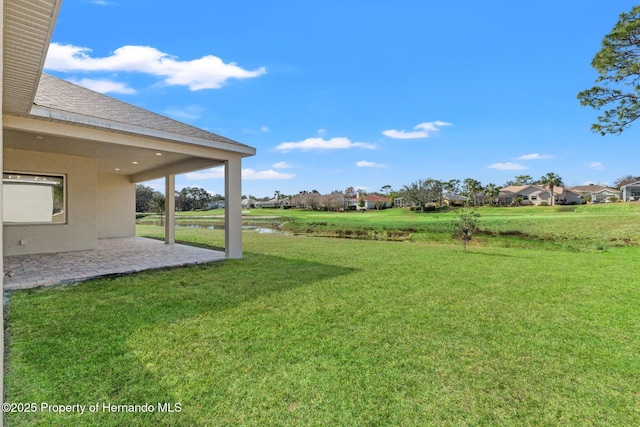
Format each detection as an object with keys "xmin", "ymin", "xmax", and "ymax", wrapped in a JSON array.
[
  {"xmin": 5, "ymin": 208, "xmax": 640, "ymax": 426},
  {"xmin": 168, "ymin": 203, "xmax": 640, "ymax": 251}
]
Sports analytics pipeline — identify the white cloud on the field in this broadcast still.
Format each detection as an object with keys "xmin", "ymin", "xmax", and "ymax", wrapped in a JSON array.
[
  {"xmin": 589, "ymin": 161, "xmax": 605, "ymax": 170},
  {"xmin": 244, "ymin": 125, "xmax": 271, "ymax": 134},
  {"xmin": 69, "ymin": 77, "xmax": 136, "ymax": 94},
  {"xmin": 517, "ymin": 153, "xmax": 553, "ymax": 160},
  {"xmin": 317, "ymin": 128, "xmax": 326, "ymax": 135},
  {"xmin": 243, "ymin": 169, "xmax": 295, "ymax": 180},
  {"xmin": 272, "ymin": 161, "xmax": 292, "ymax": 169},
  {"xmin": 186, "ymin": 168, "xmax": 225, "ymax": 180},
  {"xmin": 356, "ymin": 160, "xmax": 385, "ymax": 168},
  {"xmin": 45, "ymin": 43, "xmax": 266, "ymax": 91},
  {"xmin": 186, "ymin": 167, "xmax": 294, "ymax": 180},
  {"xmin": 274, "ymin": 137, "xmax": 376, "ymax": 152},
  {"xmin": 164, "ymin": 105, "xmax": 203, "ymax": 121},
  {"xmin": 488, "ymin": 162, "xmax": 528, "ymax": 170},
  {"xmin": 382, "ymin": 121, "xmax": 452, "ymax": 139},
  {"xmin": 89, "ymin": 0, "xmax": 116, "ymax": 5}
]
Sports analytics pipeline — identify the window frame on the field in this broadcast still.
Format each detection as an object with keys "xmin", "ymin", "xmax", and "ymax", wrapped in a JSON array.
[{"xmin": 3, "ymin": 171, "xmax": 67, "ymax": 225}]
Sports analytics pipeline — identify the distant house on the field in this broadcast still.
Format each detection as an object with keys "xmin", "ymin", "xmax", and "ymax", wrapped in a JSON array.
[
  {"xmin": 255, "ymin": 198, "xmax": 291, "ymax": 208},
  {"xmin": 349, "ymin": 195, "xmax": 392, "ymax": 210},
  {"xmin": 394, "ymin": 197, "xmax": 412, "ymax": 208},
  {"xmin": 443, "ymin": 193, "xmax": 468, "ymax": 206},
  {"xmin": 205, "ymin": 200, "xmax": 226, "ymax": 210},
  {"xmin": 621, "ymin": 181, "xmax": 640, "ymax": 201},
  {"xmin": 568, "ymin": 185, "xmax": 622, "ymax": 203},
  {"xmin": 394, "ymin": 194, "xmax": 468, "ymax": 208},
  {"xmin": 498, "ymin": 185, "xmax": 581, "ymax": 206},
  {"xmin": 241, "ymin": 198, "xmax": 256, "ymax": 209}
]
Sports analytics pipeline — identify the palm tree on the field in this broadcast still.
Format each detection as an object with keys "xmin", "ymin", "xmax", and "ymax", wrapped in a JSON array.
[
  {"xmin": 539, "ymin": 172, "xmax": 563, "ymax": 206},
  {"xmin": 484, "ymin": 183, "xmax": 499, "ymax": 207},
  {"xmin": 463, "ymin": 178, "xmax": 482, "ymax": 206}
]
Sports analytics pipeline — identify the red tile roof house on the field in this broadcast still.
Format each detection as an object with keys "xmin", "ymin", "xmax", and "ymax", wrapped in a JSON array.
[
  {"xmin": 349, "ymin": 194, "xmax": 392, "ymax": 210},
  {"xmin": 567, "ymin": 185, "xmax": 622, "ymax": 203},
  {"xmin": 498, "ymin": 185, "xmax": 582, "ymax": 206},
  {"xmin": 0, "ymin": 0, "xmax": 256, "ymax": 399}
]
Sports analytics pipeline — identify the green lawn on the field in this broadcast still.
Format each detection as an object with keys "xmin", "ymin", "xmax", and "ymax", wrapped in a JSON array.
[
  {"xmin": 5, "ymin": 206, "xmax": 640, "ymax": 426},
  {"xmin": 163, "ymin": 203, "xmax": 640, "ymax": 251}
]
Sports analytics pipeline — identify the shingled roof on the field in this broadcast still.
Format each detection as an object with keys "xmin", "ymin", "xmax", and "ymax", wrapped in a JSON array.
[
  {"xmin": 568, "ymin": 185, "xmax": 620, "ymax": 194},
  {"xmin": 32, "ymin": 73, "xmax": 253, "ymax": 151}
]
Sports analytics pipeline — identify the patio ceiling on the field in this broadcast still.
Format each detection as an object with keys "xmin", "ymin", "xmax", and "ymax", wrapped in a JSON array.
[{"xmin": 3, "ymin": 126, "xmax": 224, "ymax": 182}]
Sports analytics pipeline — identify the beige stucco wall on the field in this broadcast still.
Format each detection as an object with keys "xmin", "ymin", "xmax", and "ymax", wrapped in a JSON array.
[
  {"xmin": 3, "ymin": 148, "xmax": 97, "ymax": 255},
  {"xmin": 97, "ymin": 173, "xmax": 135, "ymax": 238}
]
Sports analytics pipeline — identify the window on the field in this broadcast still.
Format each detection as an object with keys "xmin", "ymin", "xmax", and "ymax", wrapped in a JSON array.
[{"xmin": 3, "ymin": 172, "xmax": 66, "ymax": 224}]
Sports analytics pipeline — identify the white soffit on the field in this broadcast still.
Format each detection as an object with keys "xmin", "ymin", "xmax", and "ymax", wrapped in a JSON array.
[{"xmin": 3, "ymin": 0, "xmax": 61, "ymax": 115}]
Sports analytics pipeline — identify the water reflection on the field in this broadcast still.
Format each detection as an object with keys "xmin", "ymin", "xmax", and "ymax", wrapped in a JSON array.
[{"xmin": 137, "ymin": 220, "xmax": 287, "ymax": 234}]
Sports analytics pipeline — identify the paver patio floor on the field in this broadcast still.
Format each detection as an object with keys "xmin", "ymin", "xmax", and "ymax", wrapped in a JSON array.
[{"xmin": 3, "ymin": 237, "xmax": 226, "ymax": 290}]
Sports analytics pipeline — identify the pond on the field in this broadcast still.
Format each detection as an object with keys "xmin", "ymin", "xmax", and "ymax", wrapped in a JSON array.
[{"xmin": 136, "ymin": 220, "xmax": 289, "ymax": 235}]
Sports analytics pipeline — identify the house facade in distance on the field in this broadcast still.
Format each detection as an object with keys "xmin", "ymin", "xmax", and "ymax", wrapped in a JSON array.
[
  {"xmin": 620, "ymin": 181, "xmax": 640, "ymax": 201},
  {"xmin": 349, "ymin": 194, "xmax": 392, "ymax": 210},
  {"xmin": 498, "ymin": 185, "xmax": 582, "ymax": 206},
  {"xmin": 567, "ymin": 185, "xmax": 622, "ymax": 203}
]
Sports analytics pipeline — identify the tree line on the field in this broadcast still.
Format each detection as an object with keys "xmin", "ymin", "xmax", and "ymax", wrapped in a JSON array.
[
  {"xmin": 135, "ymin": 185, "xmax": 223, "ymax": 213},
  {"xmin": 398, "ymin": 172, "xmax": 565, "ymax": 208},
  {"xmin": 136, "ymin": 170, "xmax": 638, "ymax": 214}
]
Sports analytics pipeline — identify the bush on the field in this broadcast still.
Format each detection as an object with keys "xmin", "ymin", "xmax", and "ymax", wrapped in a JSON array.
[{"xmin": 452, "ymin": 207, "xmax": 481, "ymax": 252}]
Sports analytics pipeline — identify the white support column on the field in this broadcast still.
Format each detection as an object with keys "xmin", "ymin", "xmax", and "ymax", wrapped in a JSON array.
[
  {"xmin": 225, "ymin": 157, "xmax": 243, "ymax": 259},
  {"xmin": 165, "ymin": 174, "xmax": 175, "ymax": 244}
]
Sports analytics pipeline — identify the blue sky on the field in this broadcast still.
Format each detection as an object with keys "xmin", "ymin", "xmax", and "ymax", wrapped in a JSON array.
[{"xmin": 45, "ymin": 0, "xmax": 640, "ymax": 198}]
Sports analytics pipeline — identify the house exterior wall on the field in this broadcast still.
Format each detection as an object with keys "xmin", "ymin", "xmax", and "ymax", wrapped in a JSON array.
[
  {"xmin": 97, "ymin": 173, "xmax": 135, "ymax": 238},
  {"xmin": 561, "ymin": 191, "xmax": 582, "ymax": 205},
  {"xmin": 3, "ymin": 148, "xmax": 97, "ymax": 255},
  {"xmin": 621, "ymin": 183, "xmax": 640, "ymax": 201},
  {"xmin": 518, "ymin": 188, "xmax": 543, "ymax": 205},
  {"xmin": 590, "ymin": 190, "xmax": 616, "ymax": 202}
]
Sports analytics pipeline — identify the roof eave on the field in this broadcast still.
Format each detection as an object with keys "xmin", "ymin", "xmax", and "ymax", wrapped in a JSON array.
[{"xmin": 29, "ymin": 105, "xmax": 256, "ymax": 157}]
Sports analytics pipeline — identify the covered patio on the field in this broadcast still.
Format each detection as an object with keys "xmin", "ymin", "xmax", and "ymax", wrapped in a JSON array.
[
  {"xmin": 622, "ymin": 181, "xmax": 640, "ymax": 201},
  {"xmin": 3, "ymin": 237, "xmax": 225, "ymax": 290}
]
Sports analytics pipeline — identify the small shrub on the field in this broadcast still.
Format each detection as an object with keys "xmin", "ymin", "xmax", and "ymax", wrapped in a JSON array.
[{"xmin": 452, "ymin": 206, "xmax": 481, "ymax": 252}]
